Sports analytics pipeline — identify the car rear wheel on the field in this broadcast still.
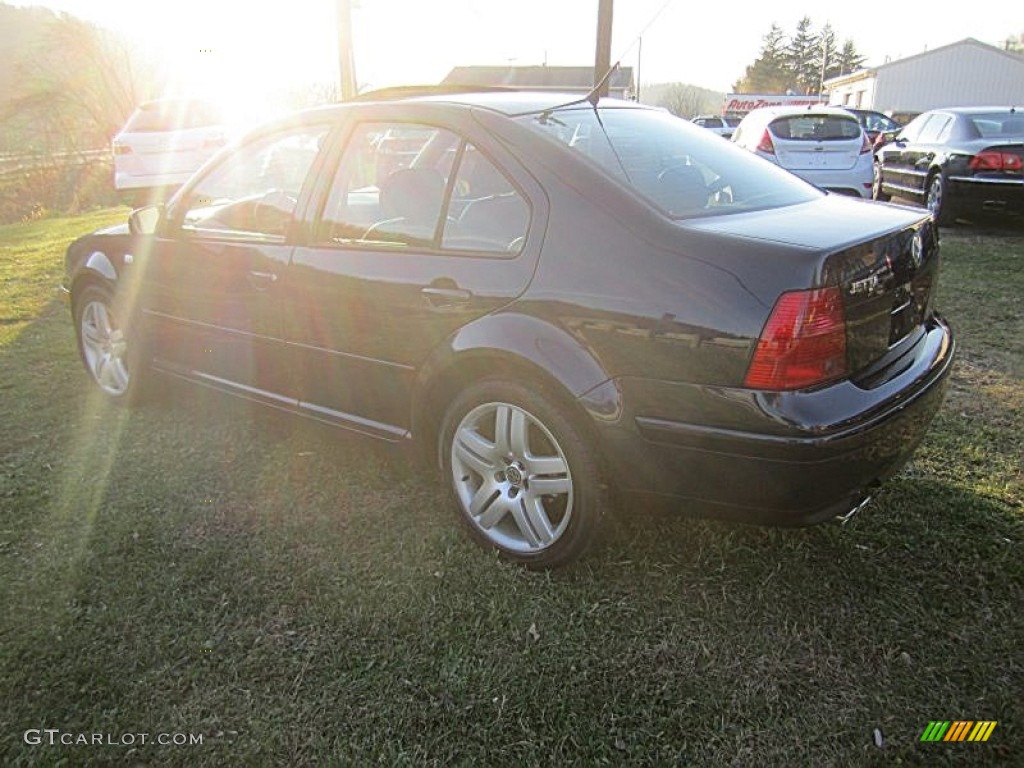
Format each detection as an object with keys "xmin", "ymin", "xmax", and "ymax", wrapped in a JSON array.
[
  {"xmin": 73, "ymin": 284, "xmax": 147, "ymax": 404},
  {"xmin": 440, "ymin": 380, "xmax": 605, "ymax": 569},
  {"xmin": 926, "ymin": 172, "xmax": 950, "ymax": 225},
  {"xmin": 872, "ymin": 161, "xmax": 891, "ymax": 202}
]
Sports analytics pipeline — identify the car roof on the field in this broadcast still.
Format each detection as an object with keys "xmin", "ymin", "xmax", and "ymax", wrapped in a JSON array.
[
  {"xmin": 920, "ymin": 106, "xmax": 1021, "ymax": 114},
  {"xmin": 290, "ymin": 87, "xmax": 651, "ymax": 121}
]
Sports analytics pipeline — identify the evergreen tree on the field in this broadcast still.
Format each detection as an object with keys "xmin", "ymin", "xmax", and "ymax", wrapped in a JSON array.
[
  {"xmin": 786, "ymin": 16, "xmax": 820, "ymax": 94},
  {"xmin": 835, "ymin": 39, "xmax": 866, "ymax": 76},
  {"xmin": 732, "ymin": 24, "xmax": 790, "ymax": 93}
]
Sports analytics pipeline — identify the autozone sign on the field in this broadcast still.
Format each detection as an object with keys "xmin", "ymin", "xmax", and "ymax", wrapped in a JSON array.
[{"xmin": 724, "ymin": 94, "xmax": 823, "ymax": 115}]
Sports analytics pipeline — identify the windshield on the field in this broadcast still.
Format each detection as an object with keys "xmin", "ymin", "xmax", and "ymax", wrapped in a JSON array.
[
  {"xmin": 518, "ymin": 107, "xmax": 820, "ymax": 218},
  {"xmin": 770, "ymin": 114, "xmax": 862, "ymax": 141},
  {"xmin": 969, "ymin": 112, "xmax": 1024, "ymax": 139}
]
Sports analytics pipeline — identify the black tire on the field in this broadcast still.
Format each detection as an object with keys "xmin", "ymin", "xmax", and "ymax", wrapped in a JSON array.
[
  {"xmin": 72, "ymin": 283, "xmax": 149, "ymax": 405},
  {"xmin": 925, "ymin": 172, "xmax": 951, "ymax": 225},
  {"xmin": 872, "ymin": 161, "xmax": 891, "ymax": 202},
  {"xmin": 439, "ymin": 379, "xmax": 606, "ymax": 569}
]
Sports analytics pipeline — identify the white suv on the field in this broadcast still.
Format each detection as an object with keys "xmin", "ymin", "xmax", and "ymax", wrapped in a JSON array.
[
  {"xmin": 112, "ymin": 99, "xmax": 227, "ymax": 201},
  {"xmin": 731, "ymin": 106, "xmax": 873, "ymax": 198}
]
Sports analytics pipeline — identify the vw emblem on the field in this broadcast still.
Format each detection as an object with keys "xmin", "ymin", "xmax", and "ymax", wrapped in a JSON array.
[{"xmin": 505, "ymin": 464, "xmax": 524, "ymax": 488}]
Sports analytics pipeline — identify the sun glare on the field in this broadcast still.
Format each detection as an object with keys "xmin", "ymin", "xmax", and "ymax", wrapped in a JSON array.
[{"xmin": 147, "ymin": 3, "xmax": 338, "ymax": 133}]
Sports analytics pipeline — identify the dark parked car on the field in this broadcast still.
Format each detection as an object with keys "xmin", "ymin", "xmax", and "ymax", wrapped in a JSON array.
[
  {"xmin": 873, "ymin": 106, "xmax": 1024, "ymax": 223},
  {"xmin": 62, "ymin": 90, "xmax": 954, "ymax": 568},
  {"xmin": 843, "ymin": 108, "xmax": 903, "ymax": 144}
]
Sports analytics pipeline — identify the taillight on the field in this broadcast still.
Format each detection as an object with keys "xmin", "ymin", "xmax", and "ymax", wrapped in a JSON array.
[
  {"xmin": 112, "ymin": 143, "xmax": 131, "ymax": 156},
  {"xmin": 744, "ymin": 287, "xmax": 848, "ymax": 391},
  {"xmin": 969, "ymin": 150, "xmax": 1023, "ymax": 172},
  {"xmin": 756, "ymin": 130, "xmax": 775, "ymax": 154},
  {"xmin": 860, "ymin": 132, "xmax": 872, "ymax": 154}
]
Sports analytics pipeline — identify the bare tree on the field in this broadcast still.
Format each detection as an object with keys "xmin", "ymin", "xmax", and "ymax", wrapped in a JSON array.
[
  {"xmin": 654, "ymin": 83, "xmax": 721, "ymax": 119},
  {"xmin": 2, "ymin": 14, "xmax": 157, "ymax": 155}
]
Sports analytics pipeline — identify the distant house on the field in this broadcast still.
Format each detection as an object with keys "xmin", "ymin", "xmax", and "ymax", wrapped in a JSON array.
[
  {"xmin": 442, "ymin": 65, "xmax": 635, "ymax": 100},
  {"xmin": 824, "ymin": 38, "xmax": 1024, "ymax": 114}
]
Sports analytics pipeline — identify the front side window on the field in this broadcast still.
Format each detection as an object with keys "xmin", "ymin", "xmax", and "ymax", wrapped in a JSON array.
[
  {"xmin": 520, "ymin": 107, "xmax": 820, "ymax": 218},
  {"xmin": 179, "ymin": 124, "xmax": 328, "ymax": 240},
  {"xmin": 860, "ymin": 112, "xmax": 901, "ymax": 133},
  {"xmin": 897, "ymin": 113, "xmax": 931, "ymax": 143},
  {"xmin": 319, "ymin": 123, "xmax": 529, "ymax": 254}
]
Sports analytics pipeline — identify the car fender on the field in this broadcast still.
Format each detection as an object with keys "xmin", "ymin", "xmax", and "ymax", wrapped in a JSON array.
[
  {"xmin": 81, "ymin": 249, "xmax": 118, "ymax": 283},
  {"xmin": 413, "ymin": 310, "xmax": 622, "ymax": 432}
]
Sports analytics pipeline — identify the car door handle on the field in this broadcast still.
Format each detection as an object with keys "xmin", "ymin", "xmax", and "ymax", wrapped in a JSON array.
[
  {"xmin": 421, "ymin": 285, "xmax": 472, "ymax": 309},
  {"xmin": 247, "ymin": 270, "xmax": 278, "ymax": 290}
]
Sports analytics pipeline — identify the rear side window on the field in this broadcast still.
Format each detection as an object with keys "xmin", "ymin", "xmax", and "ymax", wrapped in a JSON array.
[
  {"xmin": 318, "ymin": 123, "xmax": 529, "ymax": 255},
  {"xmin": 769, "ymin": 115, "xmax": 861, "ymax": 141},
  {"xmin": 917, "ymin": 114, "xmax": 952, "ymax": 143}
]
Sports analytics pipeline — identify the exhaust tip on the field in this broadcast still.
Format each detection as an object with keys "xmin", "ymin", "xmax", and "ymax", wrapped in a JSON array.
[{"xmin": 835, "ymin": 495, "xmax": 873, "ymax": 525}]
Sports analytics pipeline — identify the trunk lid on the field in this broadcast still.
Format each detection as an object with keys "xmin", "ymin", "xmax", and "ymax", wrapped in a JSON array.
[{"xmin": 683, "ymin": 196, "xmax": 940, "ymax": 382}]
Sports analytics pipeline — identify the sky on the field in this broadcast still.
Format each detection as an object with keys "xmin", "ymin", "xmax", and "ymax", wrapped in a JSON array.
[{"xmin": 12, "ymin": 0, "xmax": 1024, "ymax": 118}]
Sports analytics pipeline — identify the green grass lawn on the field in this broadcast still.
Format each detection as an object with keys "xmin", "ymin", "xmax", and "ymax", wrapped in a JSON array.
[{"xmin": 1, "ymin": 210, "xmax": 1021, "ymax": 766}]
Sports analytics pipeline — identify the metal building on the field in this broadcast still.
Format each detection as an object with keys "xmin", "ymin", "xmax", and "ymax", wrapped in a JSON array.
[{"xmin": 825, "ymin": 38, "xmax": 1024, "ymax": 115}]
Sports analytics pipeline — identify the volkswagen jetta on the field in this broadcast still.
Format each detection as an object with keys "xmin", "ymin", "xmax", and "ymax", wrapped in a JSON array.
[{"xmin": 62, "ymin": 90, "xmax": 954, "ymax": 568}]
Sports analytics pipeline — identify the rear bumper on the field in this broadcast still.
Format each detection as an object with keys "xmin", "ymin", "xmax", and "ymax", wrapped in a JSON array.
[
  {"xmin": 946, "ymin": 176, "xmax": 1024, "ymax": 217},
  {"xmin": 593, "ymin": 314, "xmax": 954, "ymax": 524},
  {"xmin": 779, "ymin": 163, "xmax": 874, "ymax": 200}
]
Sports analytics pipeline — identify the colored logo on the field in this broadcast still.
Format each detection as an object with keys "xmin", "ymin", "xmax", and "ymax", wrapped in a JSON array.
[{"xmin": 920, "ymin": 721, "xmax": 997, "ymax": 742}]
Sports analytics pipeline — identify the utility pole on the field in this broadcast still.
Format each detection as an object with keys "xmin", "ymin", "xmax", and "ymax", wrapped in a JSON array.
[
  {"xmin": 336, "ymin": 0, "xmax": 357, "ymax": 100},
  {"xmin": 594, "ymin": 0, "xmax": 613, "ymax": 98}
]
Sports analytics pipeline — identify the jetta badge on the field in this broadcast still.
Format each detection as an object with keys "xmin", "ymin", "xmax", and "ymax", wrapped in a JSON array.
[{"xmin": 911, "ymin": 231, "xmax": 923, "ymax": 268}]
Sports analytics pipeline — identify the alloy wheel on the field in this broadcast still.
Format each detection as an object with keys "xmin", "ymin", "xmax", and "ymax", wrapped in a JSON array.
[
  {"xmin": 79, "ymin": 299, "xmax": 131, "ymax": 396},
  {"xmin": 449, "ymin": 401, "xmax": 573, "ymax": 554}
]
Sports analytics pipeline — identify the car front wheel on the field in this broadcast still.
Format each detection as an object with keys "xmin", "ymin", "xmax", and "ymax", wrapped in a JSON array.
[
  {"xmin": 440, "ymin": 380, "xmax": 605, "ymax": 569},
  {"xmin": 73, "ymin": 284, "xmax": 146, "ymax": 404}
]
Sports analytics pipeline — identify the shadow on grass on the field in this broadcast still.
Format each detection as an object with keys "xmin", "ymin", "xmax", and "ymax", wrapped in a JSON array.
[{"xmin": 2, "ymin": 245, "xmax": 1021, "ymax": 765}]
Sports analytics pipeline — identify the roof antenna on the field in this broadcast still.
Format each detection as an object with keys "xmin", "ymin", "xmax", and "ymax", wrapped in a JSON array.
[{"xmin": 587, "ymin": 63, "xmax": 620, "ymax": 107}]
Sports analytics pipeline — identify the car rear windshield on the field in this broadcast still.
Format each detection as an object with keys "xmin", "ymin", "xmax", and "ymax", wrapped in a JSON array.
[
  {"xmin": 769, "ymin": 114, "xmax": 861, "ymax": 141},
  {"xmin": 969, "ymin": 113, "xmax": 1024, "ymax": 139},
  {"xmin": 123, "ymin": 101, "xmax": 221, "ymax": 133},
  {"xmin": 518, "ymin": 106, "xmax": 820, "ymax": 219}
]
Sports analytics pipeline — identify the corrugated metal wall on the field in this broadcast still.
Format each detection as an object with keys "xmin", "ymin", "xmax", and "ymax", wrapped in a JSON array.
[{"xmin": 874, "ymin": 42, "xmax": 1024, "ymax": 112}]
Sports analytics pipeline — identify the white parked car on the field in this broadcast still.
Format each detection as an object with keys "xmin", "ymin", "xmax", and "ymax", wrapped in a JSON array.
[
  {"xmin": 691, "ymin": 115, "xmax": 741, "ymax": 139},
  {"xmin": 731, "ymin": 106, "xmax": 874, "ymax": 198},
  {"xmin": 112, "ymin": 99, "xmax": 226, "ymax": 201}
]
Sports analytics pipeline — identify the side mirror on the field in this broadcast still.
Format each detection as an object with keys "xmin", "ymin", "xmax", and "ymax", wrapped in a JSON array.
[{"xmin": 128, "ymin": 204, "xmax": 164, "ymax": 236}]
